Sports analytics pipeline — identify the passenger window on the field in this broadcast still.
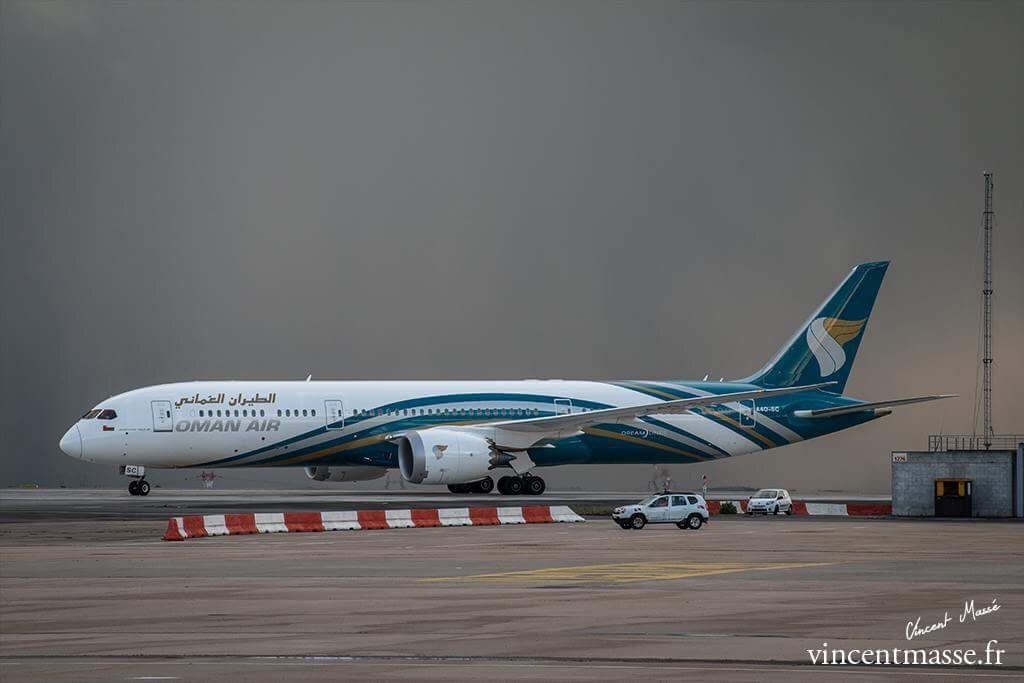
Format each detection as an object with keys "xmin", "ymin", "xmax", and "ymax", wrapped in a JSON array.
[
  {"xmin": 234, "ymin": 410, "xmax": 239, "ymax": 417},
  {"xmin": 649, "ymin": 497, "xmax": 669, "ymax": 508},
  {"xmin": 285, "ymin": 409, "xmax": 291, "ymax": 417},
  {"xmin": 277, "ymin": 410, "xmax": 282, "ymax": 417},
  {"xmin": 672, "ymin": 496, "xmax": 687, "ymax": 506},
  {"xmin": 311, "ymin": 409, "xmax": 316, "ymax": 417},
  {"xmin": 260, "ymin": 409, "xmax": 265, "ymax": 417},
  {"xmin": 687, "ymin": 496, "xmax": 699, "ymax": 505},
  {"xmin": 97, "ymin": 409, "xmax": 117, "ymax": 420},
  {"xmin": 302, "ymin": 409, "xmax": 308, "ymax": 417}
]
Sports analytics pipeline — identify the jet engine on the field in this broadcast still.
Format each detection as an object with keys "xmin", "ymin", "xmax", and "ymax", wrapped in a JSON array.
[
  {"xmin": 304, "ymin": 465, "xmax": 388, "ymax": 482},
  {"xmin": 397, "ymin": 429, "xmax": 494, "ymax": 485}
]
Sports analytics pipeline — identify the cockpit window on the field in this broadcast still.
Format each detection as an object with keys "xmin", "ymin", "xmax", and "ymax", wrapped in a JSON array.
[
  {"xmin": 96, "ymin": 409, "xmax": 117, "ymax": 420},
  {"xmin": 81, "ymin": 409, "xmax": 101, "ymax": 419}
]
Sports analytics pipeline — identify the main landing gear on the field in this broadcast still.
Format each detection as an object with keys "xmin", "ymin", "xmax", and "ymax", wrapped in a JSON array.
[
  {"xmin": 446, "ymin": 477, "xmax": 495, "ymax": 495},
  {"xmin": 446, "ymin": 474, "xmax": 546, "ymax": 495},
  {"xmin": 497, "ymin": 474, "xmax": 545, "ymax": 496},
  {"xmin": 127, "ymin": 479, "xmax": 150, "ymax": 496}
]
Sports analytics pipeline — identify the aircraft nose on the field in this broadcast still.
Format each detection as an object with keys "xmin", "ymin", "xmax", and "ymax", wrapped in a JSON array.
[{"xmin": 59, "ymin": 425, "xmax": 82, "ymax": 458}]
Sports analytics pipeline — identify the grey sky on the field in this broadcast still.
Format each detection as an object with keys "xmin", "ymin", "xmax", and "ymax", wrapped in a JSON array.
[{"xmin": 2, "ymin": 1, "xmax": 1021, "ymax": 492}]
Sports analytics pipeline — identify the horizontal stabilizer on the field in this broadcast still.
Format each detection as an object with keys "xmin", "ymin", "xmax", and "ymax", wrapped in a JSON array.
[{"xmin": 792, "ymin": 394, "xmax": 956, "ymax": 419}]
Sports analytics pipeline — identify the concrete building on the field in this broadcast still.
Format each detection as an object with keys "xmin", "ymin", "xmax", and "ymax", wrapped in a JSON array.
[{"xmin": 891, "ymin": 445, "xmax": 1024, "ymax": 517}]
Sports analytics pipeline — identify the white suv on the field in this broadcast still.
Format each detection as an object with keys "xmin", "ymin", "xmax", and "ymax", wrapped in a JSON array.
[
  {"xmin": 613, "ymin": 492, "xmax": 710, "ymax": 530},
  {"xmin": 745, "ymin": 488, "xmax": 793, "ymax": 515}
]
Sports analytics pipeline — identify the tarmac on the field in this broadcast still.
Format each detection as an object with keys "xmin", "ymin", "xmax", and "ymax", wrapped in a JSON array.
[
  {"xmin": 1, "ymin": 490, "xmax": 1022, "ymax": 681},
  {"xmin": 0, "ymin": 488, "xmax": 891, "ymax": 522}
]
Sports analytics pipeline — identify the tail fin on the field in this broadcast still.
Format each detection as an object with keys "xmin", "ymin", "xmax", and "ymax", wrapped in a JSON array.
[{"xmin": 742, "ymin": 261, "xmax": 889, "ymax": 393}]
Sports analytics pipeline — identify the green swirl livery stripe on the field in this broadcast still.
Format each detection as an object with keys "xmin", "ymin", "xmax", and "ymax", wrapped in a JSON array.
[{"xmin": 612, "ymin": 381, "xmax": 788, "ymax": 449}]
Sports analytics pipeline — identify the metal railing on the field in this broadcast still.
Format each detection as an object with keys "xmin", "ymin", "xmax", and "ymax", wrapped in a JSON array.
[{"xmin": 928, "ymin": 434, "xmax": 1024, "ymax": 452}]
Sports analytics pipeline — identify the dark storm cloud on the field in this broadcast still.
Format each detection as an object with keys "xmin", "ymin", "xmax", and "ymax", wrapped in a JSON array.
[{"xmin": 2, "ymin": 1, "xmax": 1021, "ymax": 491}]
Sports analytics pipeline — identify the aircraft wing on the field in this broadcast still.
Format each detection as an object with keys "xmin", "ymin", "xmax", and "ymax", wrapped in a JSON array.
[
  {"xmin": 444, "ymin": 382, "xmax": 835, "ymax": 453},
  {"xmin": 792, "ymin": 394, "xmax": 956, "ymax": 419}
]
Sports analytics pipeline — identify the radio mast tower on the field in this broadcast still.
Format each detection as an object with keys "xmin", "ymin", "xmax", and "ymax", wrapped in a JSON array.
[{"xmin": 982, "ymin": 172, "xmax": 994, "ymax": 448}]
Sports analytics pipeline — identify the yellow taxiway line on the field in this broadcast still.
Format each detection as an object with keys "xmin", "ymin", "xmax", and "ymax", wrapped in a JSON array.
[{"xmin": 423, "ymin": 561, "xmax": 834, "ymax": 584}]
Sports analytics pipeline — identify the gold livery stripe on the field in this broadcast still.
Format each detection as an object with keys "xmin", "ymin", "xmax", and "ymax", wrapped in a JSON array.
[
  {"xmin": 702, "ymin": 408, "xmax": 778, "ymax": 448},
  {"xmin": 582, "ymin": 427, "xmax": 714, "ymax": 461},
  {"xmin": 613, "ymin": 382, "xmax": 681, "ymax": 401},
  {"xmin": 824, "ymin": 317, "xmax": 866, "ymax": 346}
]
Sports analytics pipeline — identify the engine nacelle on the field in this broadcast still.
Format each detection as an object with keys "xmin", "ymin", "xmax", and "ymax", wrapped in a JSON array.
[
  {"xmin": 304, "ymin": 465, "xmax": 388, "ymax": 482},
  {"xmin": 397, "ymin": 429, "xmax": 493, "ymax": 485}
]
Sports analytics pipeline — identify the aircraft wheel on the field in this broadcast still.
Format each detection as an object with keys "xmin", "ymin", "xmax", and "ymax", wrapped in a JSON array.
[
  {"xmin": 128, "ymin": 480, "xmax": 139, "ymax": 496},
  {"xmin": 630, "ymin": 514, "xmax": 646, "ymax": 530},
  {"xmin": 471, "ymin": 477, "xmax": 494, "ymax": 494},
  {"xmin": 138, "ymin": 480, "xmax": 151, "ymax": 496},
  {"xmin": 503, "ymin": 477, "xmax": 524, "ymax": 495},
  {"xmin": 524, "ymin": 476, "xmax": 545, "ymax": 495}
]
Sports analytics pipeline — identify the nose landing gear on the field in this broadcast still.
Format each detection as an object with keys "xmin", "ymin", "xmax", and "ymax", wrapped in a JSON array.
[
  {"xmin": 120, "ymin": 465, "xmax": 149, "ymax": 496},
  {"xmin": 127, "ymin": 479, "xmax": 150, "ymax": 496}
]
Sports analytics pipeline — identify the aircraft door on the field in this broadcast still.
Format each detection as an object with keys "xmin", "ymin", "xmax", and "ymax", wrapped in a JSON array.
[
  {"xmin": 151, "ymin": 401, "xmax": 173, "ymax": 432},
  {"xmin": 739, "ymin": 400, "xmax": 756, "ymax": 427},
  {"xmin": 324, "ymin": 400, "xmax": 345, "ymax": 430},
  {"xmin": 554, "ymin": 398, "xmax": 573, "ymax": 415}
]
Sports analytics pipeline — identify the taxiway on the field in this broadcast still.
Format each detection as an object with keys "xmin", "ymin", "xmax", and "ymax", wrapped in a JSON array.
[{"xmin": 1, "ymin": 490, "xmax": 1020, "ymax": 681}]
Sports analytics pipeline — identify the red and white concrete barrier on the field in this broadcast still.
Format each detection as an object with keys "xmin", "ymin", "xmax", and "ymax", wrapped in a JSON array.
[
  {"xmin": 705, "ymin": 500, "xmax": 891, "ymax": 516},
  {"xmin": 163, "ymin": 505, "xmax": 585, "ymax": 541}
]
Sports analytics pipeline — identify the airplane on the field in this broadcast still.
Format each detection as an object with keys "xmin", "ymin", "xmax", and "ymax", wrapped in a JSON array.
[{"xmin": 59, "ymin": 261, "xmax": 954, "ymax": 496}]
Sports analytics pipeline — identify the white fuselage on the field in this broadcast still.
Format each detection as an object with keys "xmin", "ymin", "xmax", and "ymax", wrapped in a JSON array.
[{"xmin": 60, "ymin": 379, "xmax": 792, "ymax": 471}]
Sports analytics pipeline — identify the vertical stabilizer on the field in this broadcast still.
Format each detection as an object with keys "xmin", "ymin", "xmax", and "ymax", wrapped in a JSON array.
[{"xmin": 742, "ymin": 261, "xmax": 889, "ymax": 393}]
